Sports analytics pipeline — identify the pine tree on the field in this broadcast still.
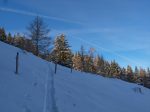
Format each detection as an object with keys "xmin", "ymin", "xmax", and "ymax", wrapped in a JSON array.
[
  {"xmin": 94, "ymin": 55, "xmax": 105, "ymax": 75},
  {"xmin": 72, "ymin": 52, "xmax": 82, "ymax": 71},
  {"xmin": 6, "ymin": 32, "xmax": 13, "ymax": 44},
  {"xmin": 84, "ymin": 48, "xmax": 95, "ymax": 73},
  {"xmin": 84, "ymin": 55, "xmax": 93, "ymax": 73},
  {"xmin": 80, "ymin": 46, "xmax": 85, "ymax": 71},
  {"xmin": 24, "ymin": 39, "xmax": 36, "ymax": 53},
  {"xmin": 147, "ymin": 67, "xmax": 150, "ymax": 77},
  {"xmin": 51, "ymin": 34, "xmax": 72, "ymax": 67},
  {"xmin": 126, "ymin": 65, "xmax": 134, "ymax": 82},
  {"xmin": 139, "ymin": 68, "xmax": 146, "ymax": 78},
  {"xmin": 134, "ymin": 66, "xmax": 139, "ymax": 76},
  {"xmin": 120, "ymin": 67, "xmax": 127, "ymax": 80},
  {"xmin": 110, "ymin": 60, "xmax": 121, "ymax": 78},
  {"xmin": 13, "ymin": 33, "xmax": 25, "ymax": 49},
  {"xmin": 0, "ymin": 27, "xmax": 7, "ymax": 42},
  {"xmin": 27, "ymin": 16, "xmax": 51, "ymax": 56},
  {"xmin": 103, "ymin": 61, "xmax": 110, "ymax": 77}
]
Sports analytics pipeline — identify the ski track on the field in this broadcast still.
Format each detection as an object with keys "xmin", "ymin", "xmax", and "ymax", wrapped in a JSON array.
[
  {"xmin": 43, "ymin": 62, "xmax": 59, "ymax": 112},
  {"xmin": 50, "ymin": 63, "xmax": 59, "ymax": 112}
]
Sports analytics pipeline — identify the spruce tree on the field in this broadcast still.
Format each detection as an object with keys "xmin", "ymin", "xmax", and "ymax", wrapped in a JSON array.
[
  {"xmin": 103, "ymin": 61, "xmax": 110, "ymax": 77},
  {"xmin": 72, "ymin": 52, "xmax": 82, "ymax": 71},
  {"xmin": 110, "ymin": 60, "xmax": 121, "ymax": 78},
  {"xmin": 0, "ymin": 27, "xmax": 7, "ymax": 42},
  {"xmin": 80, "ymin": 46, "xmax": 85, "ymax": 71},
  {"xmin": 147, "ymin": 67, "xmax": 150, "ymax": 77},
  {"xmin": 139, "ymin": 68, "xmax": 146, "ymax": 78},
  {"xmin": 6, "ymin": 32, "xmax": 12, "ymax": 44},
  {"xmin": 94, "ymin": 55, "xmax": 105, "ymax": 75},
  {"xmin": 120, "ymin": 67, "xmax": 127, "ymax": 80},
  {"xmin": 126, "ymin": 65, "xmax": 134, "ymax": 82},
  {"xmin": 84, "ymin": 48, "xmax": 95, "ymax": 73},
  {"xmin": 51, "ymin": 34, "xmax": 72, "ymax": 67},
  {"xmin": 134, "ymin": 66, "xmax": 139, "ymax": 76}
]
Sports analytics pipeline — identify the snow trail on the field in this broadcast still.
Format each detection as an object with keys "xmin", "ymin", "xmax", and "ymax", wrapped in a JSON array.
[
  {"xmin": 49, "ymin": 63, "xmax": 59, "ymax": 112},
  {"xmin": 43, "ymin": 62, "xmax": 59, "ymax": 112},
  {"xmin": 43, "ymin": 63, "xmax": 49, "ymax": 112}
]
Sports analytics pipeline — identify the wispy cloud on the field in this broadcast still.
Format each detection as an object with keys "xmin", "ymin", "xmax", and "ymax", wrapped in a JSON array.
[
  {"xmin": 51, "ymin": 28, "xmax": 141, "ymax": 66},
  {"xmin": 51, "ymin": 27, "xmax": 122, "ymax": 36},
  {"xmin": 71, "ymin": 37, "xmax": 141, "ymax": 66},
  {"xmin": 0, "ymin": 7, "xmax": 83, "ymax": 25}
]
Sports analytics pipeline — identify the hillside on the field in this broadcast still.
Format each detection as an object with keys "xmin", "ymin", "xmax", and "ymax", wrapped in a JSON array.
[{"xmin": 1, "ymin": 41, "xmax": 150, "ymax": 112}]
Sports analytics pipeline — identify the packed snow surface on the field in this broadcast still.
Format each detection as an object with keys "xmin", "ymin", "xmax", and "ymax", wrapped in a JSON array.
[{"xmin": 0, "ymin": 41, "xmax": 150, "ymax": 112}]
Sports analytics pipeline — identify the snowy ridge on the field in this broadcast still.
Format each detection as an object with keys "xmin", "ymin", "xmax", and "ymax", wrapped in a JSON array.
[{"xmin": 1, "ymin": 41, "xmax": 150, "ymax": 112}]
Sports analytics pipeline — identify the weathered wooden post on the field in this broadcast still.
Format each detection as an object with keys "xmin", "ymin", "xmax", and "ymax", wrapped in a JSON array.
[
  {"xmin": 70, "ymin": 62, "xmax": 73, "ymax": 73},
  {"xmin": 55, "ymin": 63, "xmax": 57, "ymax": 74},
  {"xmin": 71, "ymin": 63, "xmax": 73, "ymax": 73},
  {"xmin": 15, "ymin": 52, "xmax": 19, "ymax": 74},
  {"xmin": 71, "ymin": 67, "xmax": 72, "ymax": 73}
]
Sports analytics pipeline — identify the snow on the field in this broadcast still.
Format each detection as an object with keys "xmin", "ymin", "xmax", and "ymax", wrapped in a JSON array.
[{"xmin": 0, "ymin": 41, "xmax": 150, "ymax": 112}]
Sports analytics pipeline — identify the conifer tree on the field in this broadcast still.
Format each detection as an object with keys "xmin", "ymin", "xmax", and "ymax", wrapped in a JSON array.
[
  {"xmin": 121, "ymin": 67, "xmax": 126, "ymax": 75},
  {"xmin": 84, "ymin": 55, "xmax": 93, "ymax": 73},
  {"xmin": 134, "ymin": 66, "xmax": 139, "ymax": 76},
  {"xmin": 84, "ymin": 48, "xmax": 95, "ymax": 73},
  {"xmin": 103, "ymin": 61, "xmax": 110, "ymax": 77},
  {"xmin": 126, "ymin": 65, "xmax": 134, "ymax": 82},
  {"xmin": 51, "ymin": 34, "xmax": 72, "ymax": 67},
  {"xmin": 120, "ymin": 67, "xmax": 127, "ymax": 80},
  {"xmin": 139, "ymin": 68, "xmax": 146, "ymax": 78},
  {"xmin": 80, "ymin": 46, "xmax": 85, "ymax": 71},
  {"xmin": 94, "ymin": 55, "xmax": 105, "ymax": 75},
  {"xmin": 6, "ymin": 32, "xmax": 13, "ymax": 44},
  {"xmin": 24, "ymin": 39, "xmax": 35, "ymax": 53},
  {"xmin": 147, "ymin": 67, "xmax": 150, "ymax": 77},
  {"xmin": 13, "ymin": 33, "xmax": 25, "ymax": 49},
  {"xmin": 110, "ymin": 60, "xmax": 121, "ymax": 78},
  {"xmin": 0, "ymin": 27, "xmax": 7, "ymax": 42},
  {"xmin": 72, "ymin": 52, "xmax": 82, "ymax": 71}
]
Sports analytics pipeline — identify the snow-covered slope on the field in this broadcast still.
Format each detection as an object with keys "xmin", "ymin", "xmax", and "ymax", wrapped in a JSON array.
[{"xmin": 1, "ymin": 41, "xmax": 150, "ymax": 112}]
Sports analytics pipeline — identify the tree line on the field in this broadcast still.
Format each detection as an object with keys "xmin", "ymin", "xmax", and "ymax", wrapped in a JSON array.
[{"xmin": 0, "ymin": 16, "xmax": 150, "ymax": 88}]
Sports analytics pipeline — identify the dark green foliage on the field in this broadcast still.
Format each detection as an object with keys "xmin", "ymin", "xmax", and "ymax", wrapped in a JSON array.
[{"xmin": 0, "ymin": 27, "xmax": 7, "ymax": 42}]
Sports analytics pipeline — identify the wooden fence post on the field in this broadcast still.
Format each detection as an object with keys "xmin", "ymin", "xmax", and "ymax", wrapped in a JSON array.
[
  {"xmin": 71, "ymin": 67, "xmax": 72, "ymax": 73},
  {"xmin": 55, "ymin": 63, "xmax": 57, "ymax": 74},
  {"xmin": 15, "ymin": 52, "xmax": 19, "ymax": 74}
]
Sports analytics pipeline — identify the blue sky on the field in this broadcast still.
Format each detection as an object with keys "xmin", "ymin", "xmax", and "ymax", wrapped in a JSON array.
[{"xmin": 0, "ymin": 0, "xmax": 150, "ymax": 68}]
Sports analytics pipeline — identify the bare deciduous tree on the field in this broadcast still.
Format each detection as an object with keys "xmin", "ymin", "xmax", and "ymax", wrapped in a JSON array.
[{"xmin": 27, "ymin": 16, "xmax": 51, "ymax": 56}]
